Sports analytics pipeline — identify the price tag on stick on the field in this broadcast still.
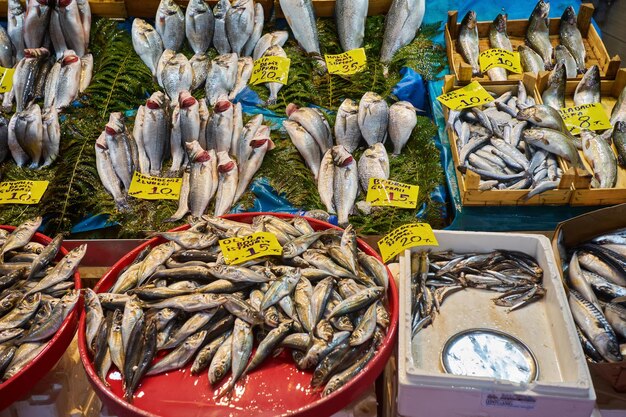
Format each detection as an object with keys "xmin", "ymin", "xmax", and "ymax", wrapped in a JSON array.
[
  {"xmin": 325, "ymin": 48, "xmax": 367, "ymax": 75},
  {"xmin": 479, "ymin": 49, "xmax": 523, "ymax": 74},
  {"xmin": 250, "ymin": 56, "xmax": 291, "ymax": 85},
  {"xmin": 127, "ymin": 172, "xmax": 182, "ymax": 200},
  {"xmin": 377, "ymin": 223, "xmax": 438, "ymax": 263},
  {"xmin": 0, "ymin": 181, "xmax": 49, "ymax": 205},
  {"xmin": 219, "ymin": 232, "xmax": 283, "ymax": 265},
  {"xmin": 558, "ymin": 103, "xmax": 612, "ymax": 135},
  {"xmin": 437, "ymin": 81, "xmax": 494, "ymax": 110},
  {"xmin": 366, "ymin": 178, "xmax": 419, "ymax": 208}
]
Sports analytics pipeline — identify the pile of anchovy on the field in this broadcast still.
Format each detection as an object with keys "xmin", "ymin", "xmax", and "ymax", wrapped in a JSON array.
[
  {"xmin": 0, "ymin": 217, "xmax": 85, "ymax": 382},
  {"xmin": 448, "ymin": 80, "xmax": 589, "ymax": 198},
  {"xmin": 566, "ymin": 229, "xmax": 626, "ymax": 363},
  {"xmin": 410, "ymin": 250, "xmax": 545, "ymax": 336},
  {"xmin": 1, "ymin": 0, "xmax": 93, "ymax": 169},
  {"xmin": 459, "ymin": 2, "xmax": 587, "ymax": 79},
  {"xmin": 84, "ymin": 215, "xmax": 390, "ymax": 402}
]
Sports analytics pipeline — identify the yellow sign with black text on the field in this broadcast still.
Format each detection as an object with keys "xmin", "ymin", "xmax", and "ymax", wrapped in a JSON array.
[
  {"xmin": 366, "ymin": 178, "xmax": 419, "ymax": 208},
  {"xmin": 479, "ymin": 49, "xmax": 523, "ymax": 74},
  {"xmin": 325, "ymin": 48, "xmax": 367, "ymax": 75},
  {"xmin": 0, "ymin": 67, "xmax": 15, "ymax": 93},
  {"xmin": 0, "ymin": 181, "xmax": 49, "ymax": 205},
  {"xmin": 378, "ymin": 223, "xmax": 438, "ymax": 263},
  {"xmin": 558, "ymin": 103, "xmax": 612, "ymax": 135},
  {"xmin": 127, "ymin": 172, "xmax": 182, "ymax": 200},
  {"xmin": 437, "ymin": 81, "xmax": 494, "ymax": 111},
  {"xmin": 250, "ymin": 56, "xmax": 291, "ymax": 85},
  {"xmin": 219, "ymin": 232, "xmax": 283, "ymax": 265}
]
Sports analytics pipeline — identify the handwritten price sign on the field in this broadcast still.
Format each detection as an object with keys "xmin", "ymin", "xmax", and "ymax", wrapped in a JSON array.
[
  {"xmin": 127, "ymin": 172, "xmax": 182, "ymax": 200},
  {"xmin": 219, "ymin": 232, "xmax": 283, "ymax": 265},
  {"xmin": 0, "ymin": 67, "xmax": 15, "ymax": 93},
  {"xmin": 250, "ymin": 56, "xmax": 291, "ymax": 85},
  {"xmin": 377, "ymin": 223, "xmax": 438, "ymax": 263},
  {"xmin": 558, "ymin": 103, "xmax": 612, "ymax": 135},
  {"xmin": 0, "ymin": 181, "xmax": 49, "ymax": 205},
  {"xmin": 479, "ymin": 49, "xmax": 523, "ymax": 74},
  {"xmin": 366, "ymin": 178, "xmax": 419, "ymax": 208},
  {"xmin": 325, "ymin": 48, "xmax": 367, "ymax": 76},
  {"xmin": 437, "ymin": 81, "xmax": 494, "ymax": 110}
]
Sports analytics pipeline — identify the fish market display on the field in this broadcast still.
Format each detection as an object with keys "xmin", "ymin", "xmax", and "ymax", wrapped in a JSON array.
[
  {"xmin": 564, "ymin": 228, "xmax": 626, "ymax": 363},
  {"xmin": 448, "ymin": 81, "xmax": 583, "ymax": 198},
  {"xmin": 411, "ymin": 250, "xmax": 545, "ymax": 336},
  {"xmin": 95, "ymin": 101, "xmax": 274, "ymax": 216},
  {"xmin": 83, "ymin": 215, "xmax": 391, "ymax": 401},
  {"xmin": 380, "ymin": 0, "xmax": 425, "ymax": 74},
  {"xmin": 0, "ymin": 218, "xmax": 84, "ymax": 382}
]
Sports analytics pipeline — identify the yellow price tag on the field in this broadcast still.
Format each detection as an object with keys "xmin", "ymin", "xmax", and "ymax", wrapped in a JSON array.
[
  {"xmin": 558, "ymin": 103, "xmax": 612, "ymax": 135},
  {"xmin": 219, "ymin": 232, "xmax": 283, "ymax": 265},
  {"xmin": 479, "ymin": 48, "xmax": 523, "ymax": 74},
  {"xmin": 377, "ymin": 223, "xmax": 438, "ymax": 263},
  {"xmin": 127, "ymin": 172, "xmax": 182, "ymax": 200},
  {"xmin": 366, "ymin": 178, "xmax": 419, "ymax": 209},
  {"xmin": 0, "ymin": 180, "xmax": 49, "ymax": 205},
  {"xmin": 437, "ymin": 81, "xmax": 494, "ymax": 111},
  {"xmin": 0, "ymin": 67, "xmax": 15, "ymax": 93},
  {"xmin": 325, "ymin": 48, "xmax": 367, "ymax": 75},
  {"xmin": 250, "ymin": 56, "xmax": 291, "ymax": 86}
]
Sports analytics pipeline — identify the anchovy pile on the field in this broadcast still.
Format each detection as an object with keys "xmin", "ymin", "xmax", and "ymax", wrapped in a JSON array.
[
  {"xmin": 459, "ymin": 3, "xmax": 587, "ymax": 79},
  {"xmin": 84, "ymin": 215, "xmax": 390, "ymax": 401},
  {"xmin": 0, "ymin": 0, "xmax": 93, "ymax": 168},
  {"xmin": 0, "ymin": 218, "xmax": 85, "ymax": 382},
  {"xmin": 410, "ymin": 250, "xmax": 545, "ymax": 336},
  {"xmin": 566, "ymin": 230, "xmax": 626, "ymax": 363},
  {"xmin": 448, "ymin": 81, "xmax": 586, "ymax": 197}
]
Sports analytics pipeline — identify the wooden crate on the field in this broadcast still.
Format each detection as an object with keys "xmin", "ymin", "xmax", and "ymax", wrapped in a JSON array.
[
  {"xmin": 536, "ymin": 68, "xmax": 626, "ymax": 206},
  {"xmin": 443, "ymin": 74, "xmax": 574, "ymax": 206},
  {"xmin": 445, "ymin": 3, "xmax": 621, "ymax": 84}
]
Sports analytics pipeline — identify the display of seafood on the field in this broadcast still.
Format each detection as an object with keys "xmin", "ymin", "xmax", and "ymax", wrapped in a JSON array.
[
  {"xmin": 83, "ymin": 214, "xmax": 390, "ymax": 401},
  {"xmin": 457, "ymin": 2, "xmax": 587, "ymax": 79},
  {"xmin": 410, "ymin": 249, "xmax": 546, "ymax": 336},
  {"xmin": 447, "ymin": 81, "xmax": 584, "ymax": 198},
  {"xmin": 0, "ymin": 218, "xmax": 84, "ymax": 382},
  {"xmin": 564, "ymin": 228, "xmax": 626, "ymax": 363}
]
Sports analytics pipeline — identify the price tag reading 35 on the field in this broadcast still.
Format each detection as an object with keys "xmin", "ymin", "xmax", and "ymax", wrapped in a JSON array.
[
  {"xmin": 219, "ymin": 232, "xmax": 283, "ymax": 265},
  {"xmin": 366, "ymin": 178, "xmax": 419, "ymax": 209},
  {"xmin": 0, "ymin": 180, "xmax": 49, "ymax": 205},
  {"xmin": 437, "ymin": 81, "xmax": 494, "ymax": 111},
  {"xmin": 378, "ymin": 223, "xmax": 438, "ymax": 263},
  {"xmin": 0, "ymin": 67, "xmax": 15, "ymax": 93},
  {"xmin": 479, "ymin": 49, "xmax": 523, "ymax": 74},
  {"xmin": 558, "ymin": 103, "xmax": 611, "ymax": 135},
  {"xmin": 250, "ymin": 56, "xmax": 291, "ymax": 85},
  {"xmin": 325, "ymin": 48, "xmax": 367, "ymax": 76},
  {"xmin": 127, "ymin": 172, "xmax": 182, "ymax": 200}
]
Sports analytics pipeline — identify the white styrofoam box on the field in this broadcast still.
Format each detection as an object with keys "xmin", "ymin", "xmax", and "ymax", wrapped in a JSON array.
[{"xmin": 397, "ymin": 231, "xmax": 596, "ymax": 417}]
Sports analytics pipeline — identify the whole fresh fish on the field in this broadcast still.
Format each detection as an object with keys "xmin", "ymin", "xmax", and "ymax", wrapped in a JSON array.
[
  {"xmin": 21, "ymin": 290, "xmax": 80, "ymax": 342},
  {"xmin": 132, "ymin": 19, "xmax": 164, "ymax": 77},
  {"xmin": 155, "ymin": 0, "xmax": 185, "ymax": 52},
  {"xmin": 323, "ymin": 345, "xmax": 376, "ymax": 396},
  {"xmin": 458, "ymin": 11, "xmax": 480, "ymax": 76},
  {"xmin": 210, "ymin": 99, "xmax": 234, "ymax": 153},
  {"xmin": 27, "ymin": 233, "xmax": 63, "ymax": 281},
  {"xmin": 225, "ymin": 0, "xmax": 254, "ymax": 56},
  {"xmin": 519, "ymin": 45, "xmax": 544, "ymax": 75},
  {"xmin": 336, "ymin": 0, "xmax": 368, "ymax": 52},
  {"xmin": 49, "ymin": 8, "xmax": 67, "ymax": 60},
  {"xmin": 229, "ymin": 57, "xmax": 253, "ymax": 101},
  {"xmin": 358, "ymin": 143, "xmax": 389, "ymax": 191},
  {"xmin": 541, "ymin": 61, "xmax": 566, "ymax": 110},
  {"xmin": 95, "ymin": 135, "xmax": 129, "ymax": 211},
  {"xmin": 380, "ymin": 0, "xmax": 425, "ymax": 69},
  {"xmin": 190, "ymin": 53, "xmax": 209, "ymax": 91},
  {"xmin": 186, "ymin": 0, "xmax": 214, "ymax": 55},
  {"xmin": 527, "ymin": 0, "xmax": 552, "ymax": 70},
  {"xmin": 55, "ymin": 51, "xmax": 81, "ymax": 110},
  {"xmin": 142, "ymin": 92, "xmax": 169, "ymax": 176},
  {"xmin": 560, "ymin": 6, "xmax": 586, "ymax": 73},
  {"xmin": 208, "ymin": 334, "xmax": 232, "ymax": 385},
  {"xmin": 187, "ymin": 143, "xmax": 218, "ymax": 219},
  {"xmin": 555, "ymin": 45, "xmax": 578, "ymax": 78},
  {"xmin": 568, "ymin": 252, "xmax": 600, "ymax": 308},
  {"xmin": 214, "ymin": 151, "xmax": 239, "ymax": 216},
  {"xmin": 213, "ymin": 0, "xmax": 231, "ymax": 55},
  {"xmin": 8, "ymin": 0, "xmax": 25, "ymax": 61},
  {"xmin": 335, "ymin": 99, "xmax": 362, "ymax": 153},
  {"xmin": 179, "ymin": 90, "xmax": 200, "ymax": 147},
  {"xmin": 104, "ymin": 113, "xmax": 134, "ymax": 191},
  {"xmin": 0, "ymin": 25, "xmax": 13, "ymax": 68},
  {"xmin": 79, "ymin": 53, "xmax": 93, "ymax": 93},
  {"xmin": 191, "ymin": 331, "xmax": 230, "ymax": 374},
  {"xmin": 284, "ymin": 120, "xmax": 322, "ymax": 179},
  {"xmin": 388, "ymin": 101, "xmax": 417, "ymax": 155},
  {"xmin": 160, "ymin": 53, "xmax": 193, "ymax": 101},
  {"xmin": 358, "ymin": 92, "xmax": 389, "ymax": 146},
  {"xmin": 318, "ymin": 149, "xmax": 335, "ymax": 214},
  {"xmin": 263, "ymin": 45, "xmax": 287, "ymax": 105},
  {"xmin": 581, "ymin": 130, "xmax": 617, "ymax": 189},
  {"xmin": 205, "ymin": 53, "xmax": 238, "ymax": 106},
  {"xmin": 3, "ymin": 342, "xmax": 46, "ymax": 381},
  {"xmin": 14, "ymin": 48, "xmax": 49, "ymax": 112},
  {"xmin": 14, "ymin": 103, "xmax": 43, "ymax": 169},
  {"xmin": 57, "ymin": 0, "xmax": 86, "ymax": 57},
  {"xmin": 76, "ymin": 0, "xmax": 91, "ymax": 48},
  {"xmin": 236, "ymin": 114, "xmax": 263, "ymax": 163},
  {"xmin": 25, "ymin": 244, "xmax": 86, "ymax": 295},
  {"xmin": 279, "ymin": 0, "xmax": 325, "ymax": 70},
  {"xmin": 24, "ymin": 0, "xmax": 51, "ymax": 50},
  {"xmin": 332, "ymin": 146, "xmax": 358, "ymax": 226},
  {"xmin": 218, "ymin": 318, "xmax": 253, "ymax": 396},
  {"xmin": 611, "ymin": 86, "xmax": 626, "ymax": 125},
  {"xmin": 287, "ymin": 104, "xmax": 333, "ymax": 154},
  {"xmin": 487, "ymin": 14, "xmax": 511, "ymax": 81},
  {"xmin": 574, "ymin": 65, "xmax": 601, "ymax": 106},
  {"xmin": 612, "ymin": 121, "xmax": 626, "ymax": 167},
  {"xmin": 253, "ymin": 31, "xmax": 289, "ymax": 61},
  {"xmin": 148, "ymin": 330, "xmax": 207, "ymax": 375},
  {"xmin": 242, "ymin": 3, "xmax": 264, "ymax": 57}
]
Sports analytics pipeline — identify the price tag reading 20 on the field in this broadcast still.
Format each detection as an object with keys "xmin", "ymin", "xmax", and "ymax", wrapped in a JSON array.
[
  {"xmin": 219, "ymin": 232, "xmax": 283, "ymax": 265},
  {"xmin": 377, "ymin": 223, "xmax": 438, "ymax": 263},
  {"xmin": 250, "ymin": 56, "xmax": 291, "ymax": 85},
  {"xmin": 437, "ymin": 81, "xmax": 494, "ymax": 111},
  {"xmin": 479, "ymin": 48, "xmax": 523, "ymax": 74},
  {"xmin": 127, "ymin": 172, "xmax": 182, "ymax": 200}
]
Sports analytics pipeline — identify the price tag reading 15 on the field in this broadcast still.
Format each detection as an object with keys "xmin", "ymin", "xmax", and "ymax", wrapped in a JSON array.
[
  {"xmin": 437, "ymin": 81, "xmax": 494, "ymax": 110},
  {"xmin": 250, "ymin": 56, "xmax": 291, "ymax": 85},
  {"xmin": 0, "ymin": 180, "xmax": 49, "ymax": 205},
  {"xmin": 127, "ymin": 172, "xmax": 182, "ymax": 200},
  {"xmin": 377, "ymin": 223, "xmax": 438, "ymax": 263},
  {"xmin": 366, "ymin": 178, "xmax": 419, "ymax": 209},
  {"xmin": 219, "ymin": 232, "xmax": 283, "ymax": 265}
]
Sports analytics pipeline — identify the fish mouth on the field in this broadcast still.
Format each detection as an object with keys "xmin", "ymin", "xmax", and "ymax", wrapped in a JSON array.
[
  {"xmin": 62, "ymin": 55, "xmax": 80, "ymax": 65},
  {"xmin": 146, "ymin": 99, "xmax": 160, "ymax": 110},
  {"xmin": 218, "ymin": 161, "xmax": 236, "ymax": 173}
]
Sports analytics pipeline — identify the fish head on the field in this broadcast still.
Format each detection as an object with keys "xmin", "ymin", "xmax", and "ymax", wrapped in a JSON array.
[
  {"xmin": 522, "ymin": 128, "xmax": 545, "ymax": 143},
  {"xmin": 580, "ymin": 65, "xmax": 600, "ymax": 89},
  {"xmin": 57, "ymin": 0, "xmax": 72, "ymax": 7},
  {"xmin": 461, "ymin": 10, "xmax": 477, "ymax": 29},
  {"xmin": 25, "ymin": 292, "xmax": 42, "ymax": 307},
  {"xmin": 213, "ymin": 0, "xmax": 229, "ymax": 16},
  {"xmin": 615, "ymin": 121, "xmax": 626, "ymax": 133},
  {"xmin": 492, "ymin": 13, "xmax": 507, "ymax": 33},
  {"xmin": 62, "ymin": 53, "xmax": 80, "ymax": 66},
  {"xmin": 178, "ymin": 90, "xmax": 197, "ymax": 109},
  {"xmin": 362, "ymin": 91, "xmax": 383, "ymax": 105},
  {"xmin": 213, "ymin": 98, "xmax": 232, "ymax": 113},
  {"xmin": 339, "ymin": 98, "xmax": 359, "ymax": 114},
  {"xmin": 264, "ymin": 45, "xmax": 286, "ymax": 58},
  {"xmin": 286, "ymin": 103, "xmax": 300, "ymax": 117},
  {"xmin": 331, "ymin": 145, "xmax": 354, "ymax": 167},
  {"xmin": 561, "ymin": 6, "xmax": 577, "ymax": 24},
  {"xmin": 516, "ymin": 106, "xmax": 542, "ymax": 123},
  {"xmin": 532, "ymin": 0, "xmax": 550, "ymax": 19}
]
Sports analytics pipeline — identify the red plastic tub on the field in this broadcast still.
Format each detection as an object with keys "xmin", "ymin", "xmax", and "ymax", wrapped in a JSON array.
[
  {"xmin": 0, "ymin": 226, "xmax": 83, "ymax": 411},
  {"xmin": 78, "ymin": 213, "xmax": 398, "ymax": 417}
]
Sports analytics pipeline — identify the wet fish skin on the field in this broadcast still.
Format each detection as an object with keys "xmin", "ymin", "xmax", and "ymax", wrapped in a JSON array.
[
  {"xmin": 527, "ymin": 0, "xmax": 553, "ymax": 69},
  {"xmin": 574, "ymin": 65, "xmax": 601, "ymax": 106},
  {"xmin": 57, "ymin": 0, "xmax": 86, "ymax": 57},
  {"xmin": 317, "ymin": 149, "xmax": 335, "ymax": 214},
  {"xmin": 358, "ymin": 92, "xmax": 389, "ymax": 146},
  {"xmin": 541, "ymin": 61, "xmax": 566, "ymax": 110},
  {"xmin": 8, "ymin": 0, "xmax": 25, "ymax": 61},
  {"xmin": 20, "ymin": 290, "xmax": 80, "ymax": 342},
  {"xmin": 287, "ymin": 104, "xmax": 333, "ymax": 154},
  {"xmin": 191, "ymin": 331, "xmax": 231, "ymax": 375},
  {"xmin": 332, "ymin": 146, "xmax": 359, "ymax": 226},
  {"xmin": 132, "ymin": 19, "xmax": 164, "ymax": 76},
  {"xmin": 279, "ymin": 0, "xmax": 325, "ymax": 70},
  {"xmin": 358, "ymin": 143, "xmax": 389, "ymax": 191},
  {"xmin": 1, "ymin": 217, "xmax": 42, "ymax": 261},
  {"xmin": 336, "ymin": 0, "xmax": 368, "ymax": 52},
  {"xmin": 210, "ymin": 99, "xmax": 234, "ymax": 154},
  {"xmin": 560, "ymin": 6, "xmax": 586, "ymax": 73},
  {"xmin": 229, "ymin": 57, "xmax": 253, "ymax": 101},
  {"xmin": 14, "ymin": 103, "xmax": 43, "ymax": 169},
  {"xmin": 519, "ymin": 44, "xmax": 544, "ymax": 75},
  {"xmin": 41, "ymin": 107, "xmax": 60, "ymax": 168},
  {"xmin": 95, "ymin": 135, "xmax": 129, "ymax": 212},
  {"xmin": 186, "ymin": 0, "xmax": 214, "ymax": 55},
  {"xmin": 613, "ymin": 121, "xmax": 626, "ymax": 168},
  {"xmin": 187, "ymin": 145, "xmax": 218, "ymax": 219},
  {"xmin": 242, "ymin": 3, "xmax": 264, "ymax": 57},
  {"xmin": 523, "ymin": 127, "xmax": 581, "ymax": 167},
  {"xmin": 263, "ymin": 45, "xmax": 287, "ymax": 104},
  {"xmin": 253, "ymin": 31, "xmax": 289, "ymax": 61},
  {"xmin": 148, "ymin": 330, "xmax": 207, "ymax": 375},
  {"xmin": 329, "ymin": 287, "xmax": 383, "ymax": 318},
  {"xmin": 458, "ymin": 11, "xmax": 480, "ymax": 76},
  {"xmin": 380, "ymin": 0, "xmax": 425, "ymax": 67},
  {"xmin": 0, "ymin": 292, "xmax": 41, "ymax": 331},
  {"xmin": 389, "ymin": 101, "xmax": 417, "ymax": 155},
  {"xmin": 214, "ymin": 151, "xmax": 239, "ymax": 216},
  {"xmin": 225, "ymin": 0, "xmax": 254, "ymax": 56},
  {"xmin": 284, "ymin": 120, "xmax": 321, "ymax": 179},
  {"xmin": 322, "ymin": 344, "xmax": 376, "ymax": 396},
  {"xmin": 213, "ymin": 0, "xmax": 231, "ymax": 55},
  {"xmin": 0, "ymin": 24, "xmax": 14, "ymax": 68},
  {"xmin": 155, "ymin": 0, "xmax": 185, "ymax": 52},
  {"xmin": 107, "ymin": 309, "xmax": 125, "ymax": 372},
  {"xmin": 581, "ymin": 130, "xmax": 617, "ymax": 189},
  {"xmin": 160, "ymin": 53, "xmax": 193, "ymax": 102},
  {"xmin": 335, "ymin": 99, "xmax": 362, "ymax": 153}
]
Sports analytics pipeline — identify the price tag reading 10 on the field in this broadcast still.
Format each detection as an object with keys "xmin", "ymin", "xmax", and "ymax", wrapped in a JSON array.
[
  {"xmin": 0, "ymin": 181, "xmax": 49, "ymax": 205},
  {"xmin": 437, "ymin": 81, "xmax": 494, "ymax": 110},
  {"xmin": 479, "ymin": 48, "xmax": 523, "ymax": 74},
  {"xmin": 127, "ymin": 172, "xmax": 182, "ymax": 200},
  {"xmin": 377, "ymin": 223, "xmax": 438, "ymax": 263}
]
